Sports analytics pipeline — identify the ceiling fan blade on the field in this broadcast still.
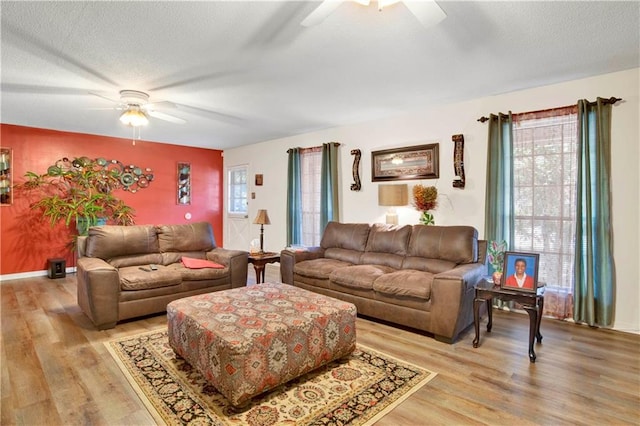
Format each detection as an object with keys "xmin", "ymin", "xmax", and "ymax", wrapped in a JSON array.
[
  {"xmin": 174, "ymin": 103, "xmax": 244, "ymax": 125},
  {"xmin": 1, "ymin": 83, "xmax": 91, "ymax": 96},
  {"xmin": 404, "ymin": 0, "xmax": 446, "ymax": 29},
  {"xmin": 301, "ymin": 0, "xmax": 345, "ymax": 27},
  {"xmin": 89, "ymin": 91, "xmax": 121, "ymax": 104},
  {"xmin": 144, "ymin": 100, "xmax": 176, "ymax": 110},
  {"xmin": 147, "ymin": 110, "xmax": 186, "ymax": 124}
]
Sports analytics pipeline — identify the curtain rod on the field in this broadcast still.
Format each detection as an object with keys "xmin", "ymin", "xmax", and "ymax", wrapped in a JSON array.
[
  {"xmin": 286, "ymin": 142, "xmax": 340, "ymax": 153},
  {"xmin": 477, "ymin": 97, "xmax": 622, "ymax": 123}
]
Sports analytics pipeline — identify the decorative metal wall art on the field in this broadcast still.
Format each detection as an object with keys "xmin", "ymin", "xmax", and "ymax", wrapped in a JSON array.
[
  {"xmin": 452, "ymin": 134, "xmax": 466, "ymax": 188},
  {"xmin": 42, "ymin": 156, "xmax": 153, "ymax": 193},
  {"xmin": 177, "ymin": 162, "xmax": 191, "ymax": 205},
  {"xmin": 350, "ymin": 149, "xmax": 361, "ymax": 191},
  {"xmin": 0, "ymin": 147, "xmax": 12, "ymax": 205}
]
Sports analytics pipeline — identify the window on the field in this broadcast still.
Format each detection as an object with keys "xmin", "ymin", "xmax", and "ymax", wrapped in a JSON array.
[
  {"xmin": 300, "ymin": 148, "xmax": 322, "ymax": 246},
  {"xmin": 512, "ymin": 107, "xmax": 577, "ymax": 294},
  {"xmin": 227, "ymin": 166, "xmax": 247, "ymax": 215}
]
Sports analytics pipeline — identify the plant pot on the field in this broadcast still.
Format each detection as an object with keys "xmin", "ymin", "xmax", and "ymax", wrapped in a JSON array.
[{"xmin": 492, "ymin": 271, "xmax": 503, "ymax": 285}]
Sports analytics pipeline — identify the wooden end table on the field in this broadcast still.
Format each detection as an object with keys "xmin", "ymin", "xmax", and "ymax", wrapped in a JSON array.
[
  {"xmin": 472, "ymin": 279, "xmax": 545, "ymax": 362},
  {"xmin": 248, "ymin": 252, "xmax": 280, "ymax": 284}
]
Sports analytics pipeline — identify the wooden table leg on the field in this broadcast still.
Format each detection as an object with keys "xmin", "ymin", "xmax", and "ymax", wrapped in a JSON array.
[
  {"xmin": 523, "ymin": 305, "xmax": 538, "ymax": 363},
  {"xmin": 536, "ymin": 295, "xmax": 544, "ymax": 343},
  {"xmin": 253, "ymin": 265, "xmax": 265, "ymax": 284},
  {"xmin": 473, "ymin": 298, "xmax": 482, "ymax": 348},
  {"xmin": 485, "ymin": 299, "xmax": 493, "ymax": 332}
]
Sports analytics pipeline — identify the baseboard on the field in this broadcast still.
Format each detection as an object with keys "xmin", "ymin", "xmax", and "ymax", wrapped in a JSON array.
[{"xmin": 1, "ymin": 267, "xmax": 77, "ymax": 283}]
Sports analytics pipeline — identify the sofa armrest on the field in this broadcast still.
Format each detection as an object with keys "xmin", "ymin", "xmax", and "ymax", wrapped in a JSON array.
[
  {"xmin": 279, "ymin": 247, "xmax": 325, "ymax": 284},
  {"xmin": 207, "ymin": 248, "xmax": 249, "ymax": 288},
  {"xmin": 477, "ymin": 240, "xmax": 488, "ymax": 266},
  {"xmin": 430, "ymin": 262, "xmax": 485, "ymax": 341},
  {"xmin": 435, "ymin": 262, "xmax": 485, "ymax": 291},
  {"xmin": 76, "ymin": 257, "xmax": 120, "ymax": 329}
]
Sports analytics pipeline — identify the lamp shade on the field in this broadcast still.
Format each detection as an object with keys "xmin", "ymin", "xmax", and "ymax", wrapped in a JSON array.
[
  {"xmin": 378, "ymin": 184, "xmax": 408, "ymax": 206},
  {"xmin": 253, "ymin": 209, "xmax": 271, "ymax": 225}
]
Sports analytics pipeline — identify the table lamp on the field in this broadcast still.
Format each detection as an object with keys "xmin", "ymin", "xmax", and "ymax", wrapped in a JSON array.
[
  {"xmin": 378, "ymin": 184, "xmax": 408, "ymax": 225},
  {"xmin": 253, "ymin": 209, "xmax": 271, "ymax": 253}
]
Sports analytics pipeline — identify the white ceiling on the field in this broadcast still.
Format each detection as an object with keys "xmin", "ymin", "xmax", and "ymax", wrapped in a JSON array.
[{"xmin": 1, "ymin": 1, "xmax": 638, "ymax": 150}]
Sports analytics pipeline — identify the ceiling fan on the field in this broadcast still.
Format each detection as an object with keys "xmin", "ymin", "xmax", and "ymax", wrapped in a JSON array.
[
  {"xmin": 301, "ymin": 0, "xmax": 446, "ymax": 29},
  {"xmin": 91, "ymin": 90, "xmax": 187, "ymax": 127}
]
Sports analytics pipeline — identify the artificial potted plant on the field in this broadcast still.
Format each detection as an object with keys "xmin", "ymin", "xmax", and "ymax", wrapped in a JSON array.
[
  {"xmin": 487, "ymin": 240, "xmax": 508, "ymax": 284},
  {"xmin": 412, "ymin": 184, "xmax": 438, "ymax": 225},
  {"xmin": 18, "ymin": 156, "xmax": 135, "ymax": 236}
]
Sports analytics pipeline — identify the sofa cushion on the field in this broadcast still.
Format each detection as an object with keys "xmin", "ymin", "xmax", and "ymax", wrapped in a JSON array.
[
  {"xmin": 365, "ymin": 224, "xmax": 412, "ymax": 255},
  {"xmin": 407, "ymin": 225, "xmax": 478, "ymax": 264},
  {"xmin": 360, "ymin": 252, "xmax": 404, "ymax": 269},
  {"xmin": 401, "ymin": 257, "xmax": 457, "ymax": 274},
  {"xmin": 161, "ymin": 251, "xmax": 208, "ymax": 265},
  {"xmin": 166, "ymin": 263, "xmax": 228, "ymax": 281},
  {"xmin": 108, "ymin": 253, "xmax": 163, "ymax": 269},
  {"xmin": 321, "ymin": 222, "xmax": 371, "ymax": 251},
  {"xmin": 373, "ymin": 270, "xmax": 434, "ymax": 301},
  {"xmin": 157, "ymin": 222, "xmax": 215, "ymax": 253},
  {"xmin": 119, "ymin": 265, "xmax": 182, "ymax": 290},
  {"xmin": 330, "ymin": 264, "xmax": 396, "ymax": 290},
  {"xmin": 324, "ymin": 248, "xmax": 363, "ymax": 265},
  {"xmin": 295, "ymin": 258, "xmax": 352, "ymax": 280},
  {"xmin": 85, "ymin": 225, "xmax": 159, "ymax": 260}
]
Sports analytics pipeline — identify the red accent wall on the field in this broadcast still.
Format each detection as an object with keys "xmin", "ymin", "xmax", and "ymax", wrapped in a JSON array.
[{"xmin": 0, "ymin": 124, "xmax": 224, "ymax": 275}]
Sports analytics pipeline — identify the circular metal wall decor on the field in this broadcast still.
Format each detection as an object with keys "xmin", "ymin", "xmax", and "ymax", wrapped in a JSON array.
[{"xmin": 49, "ymin": 157, "xmax": 154, "ymax": 193}]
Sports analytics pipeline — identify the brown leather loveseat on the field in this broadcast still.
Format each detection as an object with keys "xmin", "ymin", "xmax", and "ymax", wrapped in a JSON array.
[
  {"xmin": 76, "ymin": 222, "xmax": 248, "ymax": 329},
  {"xmin": 280, "ymin": 222, "xmax": 487, "ymax": 343}
]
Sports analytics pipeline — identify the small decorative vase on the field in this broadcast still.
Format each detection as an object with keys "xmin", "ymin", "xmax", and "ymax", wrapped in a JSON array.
[
  {"xmin": 492, "ymin": 271, "xmax": 502, "ymax": 285},
  {"xmin": 419, "ymin": 211, "xmax": 435, "ymax": 225}
]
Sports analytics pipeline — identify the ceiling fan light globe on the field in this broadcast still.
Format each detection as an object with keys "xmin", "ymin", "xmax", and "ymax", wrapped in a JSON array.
[{"xmin": 119, "ymin": 108, "xmax": 149, "ymax": 127}]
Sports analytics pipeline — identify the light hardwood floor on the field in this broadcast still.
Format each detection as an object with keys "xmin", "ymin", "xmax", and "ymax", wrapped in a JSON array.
[{"xmin": 2, "ymin": 268, "xmax": 639, "ymax": 425}]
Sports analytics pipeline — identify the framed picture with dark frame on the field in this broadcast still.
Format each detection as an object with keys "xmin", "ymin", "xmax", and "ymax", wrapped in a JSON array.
[
  {"xmin": 501, "ymin": 251, "xmax": 539, "ymax": 293},
  {"xmin": 371, "ymin": 143, "xmax": 439, "ymax": 182}
]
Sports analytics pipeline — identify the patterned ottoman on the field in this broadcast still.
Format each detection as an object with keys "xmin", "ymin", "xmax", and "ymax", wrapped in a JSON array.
[{"xmin": 166, "ymin": 282, "xmax": 357, "ymax": 407}]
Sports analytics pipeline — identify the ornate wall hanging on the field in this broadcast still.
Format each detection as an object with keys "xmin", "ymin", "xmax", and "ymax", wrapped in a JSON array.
[
  {"xmin": 0, "ymin": 147, "xmax": 12, "ymax": 205},
  {"xmin": 44, "ymin": 156, "xmax": 153, "ymax": 193},
  {"xmin": 177, "ymin": 162, "xmax": 191, "ymax": 205},
  {"xmin": 452, "ymin": 134, "xmax": 465, "ymax": 188},
  {"xmin": 350, "ymin": 149, "xmax": 361, "ymax": 191}
]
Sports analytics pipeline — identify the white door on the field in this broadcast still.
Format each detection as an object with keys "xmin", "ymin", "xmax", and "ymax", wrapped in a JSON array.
[{"xmin": 226, "ymin": 165, "xmax": 250, "ymax": 251}]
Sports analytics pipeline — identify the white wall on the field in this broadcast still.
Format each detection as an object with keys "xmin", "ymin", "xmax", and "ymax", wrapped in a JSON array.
[{"xmin": 224, "ymin": 68, "xmax": 640, "ymax": 334}]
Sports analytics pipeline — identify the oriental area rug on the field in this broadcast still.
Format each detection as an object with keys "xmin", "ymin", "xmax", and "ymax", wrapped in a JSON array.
[{"xmin": 106, "ymin": 329, "xmax": 437, "ymax": 426}]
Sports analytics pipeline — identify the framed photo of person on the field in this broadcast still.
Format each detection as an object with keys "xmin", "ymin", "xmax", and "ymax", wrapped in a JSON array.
[{"xmin": 501, "ymin": 252, "xmax": 539, "ymax": 293}]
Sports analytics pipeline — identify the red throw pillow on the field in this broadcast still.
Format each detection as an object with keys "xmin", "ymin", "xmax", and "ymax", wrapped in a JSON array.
[{"xmin": 181, "ymin": 256, "xmax": 224, "ymax": 269}]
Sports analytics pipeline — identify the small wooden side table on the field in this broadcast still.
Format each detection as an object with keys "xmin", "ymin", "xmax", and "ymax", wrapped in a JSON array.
[
  {"xmin": 472, "ymin": 280, "xmax": 545, "ymax": 362},
  {"xmin": 248, "ymin": 252, "xmax": 280, "ymax": 284}
]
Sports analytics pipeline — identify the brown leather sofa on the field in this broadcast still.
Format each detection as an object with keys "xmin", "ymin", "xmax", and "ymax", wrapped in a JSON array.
[
  {"xmin": 280, "ymin": 222, "xmax": 487, "ymax": 343},
  {"xmin": 76, "ymin": 222, "xmax": 248, "ymax": 329}
]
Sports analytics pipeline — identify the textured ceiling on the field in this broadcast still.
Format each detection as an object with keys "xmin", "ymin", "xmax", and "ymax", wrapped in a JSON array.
[{"xmin": 1, "ymin": 1, "xmax": 639, "ymax": 149}]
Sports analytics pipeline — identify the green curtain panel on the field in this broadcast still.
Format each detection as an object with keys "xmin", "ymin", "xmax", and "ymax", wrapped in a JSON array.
[
  {"xmin": 320, "ymin": 142, "xmax": 340, "ymax": 232},
  {"xmin": 484, "ymin": 112, "xmax": 515, "ymax": 250},
  {"xmin": 286, "ymin": 148, "xmax": 302, "ymax": 246},
  {"xmin": 574, "ymin": 98, "xmax": 615, "ymax": 327}
]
